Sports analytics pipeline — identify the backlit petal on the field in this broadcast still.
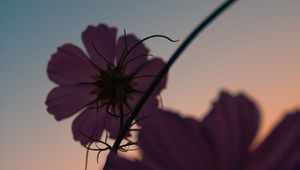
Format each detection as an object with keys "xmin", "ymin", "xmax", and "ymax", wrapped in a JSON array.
[
  {"xmin": 46, "ymin": 85, "xmax": 96, "ymax": 120},
  {"xmin": 47, "ymin": 44, "xmax": 98, "ymax": 85},
  {"xmin": 131, "ymin": 58, "xmax": 166, "ymax": 95},
  {"xmin": 72, "ymin": 108, "xmax": 119, "ymax": 145},
  {"xmin": 201, "ymin": 92, "xmax": 260, "ymax": 170},
  {"xmin": 115, "ymin": 34, "xmax": 149, "ymax": 74},
  {"xmin": 82, "ymin": 24, "xmax": 117, "ymax": 70},
  {"xmin": 246, "ymin": 111, "xmax": 300, "ymax": 170}
]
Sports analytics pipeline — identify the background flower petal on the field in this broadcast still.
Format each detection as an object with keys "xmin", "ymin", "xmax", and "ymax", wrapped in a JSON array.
[
  {"xmin": 82, "ymin": 24, "xmax": 117, "ymax": 70},
  {"xmin": 201, "ymin": 91, "xmax": 260, "ymax": 170},
  {"xmin": 138, "ymin": 109, "xmax": 214, "ymax": 170},
  {"xmin": 46, "ymin": 85, "xmax": 96, "ymax": 120},
  {"xmin": 72, "ymin": 108, "xmax": 119, "ymax": 145},
  {"xmin": 105, "ymin": 109, "xmax": 214, "ymax": 170},
  {"xmin": 105, "ymin": 91, "xmax": 260, "ymax": 170},
  {"xmin": 246, "ymin": 111, "xmax": 300, "ymax": 170},
  {"xmin": 47, "ymin": 44, "xmax": 98, "ymax": 85},
  {"xmin": 115, "ymin": 34, "xmax": 149, "ymax": 74}
]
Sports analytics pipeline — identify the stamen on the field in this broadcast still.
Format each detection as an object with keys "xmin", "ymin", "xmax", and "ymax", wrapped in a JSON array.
[
  {"xmin": 123, "ymin": 29, "xmax": 129, "ymax": 53},
  {"xmin": 126, "ymin": 54, "xmax": 155, "ymax": 65},
  {"xmin": 118, "ymin": 29, "xmax": 130, "ymax": 67},
  {"xmin": 92, "ymin": 43, "xmax": 115, "ymax": 67},
  {"xmin": 117, "ymin": 46, "xmax": 127, "ymax": 69},
  {"xmin": 80, "ymin": 132, "xmax": 112, "ymax": 163},
  {"xmin": 123, "ymin": 34, "xmax": 178, "ymax": 64},
  {"xmin": 80, "ymin": 132, "xmax": 112, "ymax": 150},
  {"xmin": 95, "ymin": 144, "xmax": 102, "ymax": 164},
  {"xmin": 118, "ymin": 34, "xmax": 177, "ymax": 69}
]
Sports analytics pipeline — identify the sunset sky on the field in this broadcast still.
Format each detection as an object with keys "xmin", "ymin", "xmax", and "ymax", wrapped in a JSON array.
[{"xmin": 1, "ymin": 0, "xmax": 300, "ymax": 169}]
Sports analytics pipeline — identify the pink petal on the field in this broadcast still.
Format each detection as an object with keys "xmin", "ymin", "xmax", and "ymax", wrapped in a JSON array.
[
  {"xmin": 131, "ymin": 58, "xmax": 167, "ymax": 95},
  {"xmin": 47, "ymin": 44, "xmax": 98, "ymax": 85},
  {"xmin": 201, "ymin": 92, "xmax": 260, "ymax": 170},
  {"xmin": 246, "ymin": 110, "xmax": 300, "ymax": 170},
  {"xmin": 105, "ymin": 109, "xmax": 215, "ymax": 170},
  {"xmin": 105, "ymin": 91, "xmax": 260, "ymax": 170},
  {"xmin": 118, "ymin": 110, "xmax": 214, "ymax": 169},
  {"xmin": 115, "ymin": 34, "xmax": 149, "ymax": 74},
  {"xmin": 46, "ymin": 85, "xmax": 96, "ymax": 120},
  {"xmin": 138, "ymin": 109, "xmax": 214, "ymax": 170},
  {"xmin": 82, "ymin": 24, "xmax": 117, "ymax": 70},
  {"xmin": 72, "ymin": 108, "xmax": 119, "ymax": 145}
]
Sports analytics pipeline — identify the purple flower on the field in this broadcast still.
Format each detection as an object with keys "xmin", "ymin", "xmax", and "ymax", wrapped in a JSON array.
[
  {"xmin": 106, "ymin": 91, "xmax": 300, "ymax": 170},
  {"xmin": 46, "ymin": 24, "xmax": 166, "ymax": 145}
]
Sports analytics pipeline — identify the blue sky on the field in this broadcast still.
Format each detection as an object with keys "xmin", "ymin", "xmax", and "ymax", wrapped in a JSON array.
[{"xmin": 1, "ymin": 0, "xmax": 300, "ymax": 169}]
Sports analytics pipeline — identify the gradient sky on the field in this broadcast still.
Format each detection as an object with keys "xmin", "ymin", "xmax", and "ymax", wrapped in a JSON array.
[{"xmin": 1, "ymin": 0, "xmax": 300, "ymax": 169}]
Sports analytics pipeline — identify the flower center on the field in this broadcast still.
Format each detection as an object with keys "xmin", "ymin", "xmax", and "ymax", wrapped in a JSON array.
[{"xmin": 95, "ymin": 67, "xmax": 135, "ymax": 105}]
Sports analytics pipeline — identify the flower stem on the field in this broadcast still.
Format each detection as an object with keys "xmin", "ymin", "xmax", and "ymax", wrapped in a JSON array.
[
  {"xmin": 107, "ymin": 0, "xmax": 238, "ymax": 163},
  {"xmin": 118, "ymin": 101, "xmax": 124, "ymax": 134}
]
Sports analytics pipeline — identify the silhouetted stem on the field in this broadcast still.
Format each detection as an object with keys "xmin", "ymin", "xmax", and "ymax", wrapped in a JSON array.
[
  {"xmin": 104, "ymin": 0, "xmax": 238, "ymax": 168},
  {"xmin": 118, "ymin": 101, "xmax": 124, "ymax": 134}
]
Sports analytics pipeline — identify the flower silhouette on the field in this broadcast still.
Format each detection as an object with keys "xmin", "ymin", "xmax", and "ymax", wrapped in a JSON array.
[
  {"xmin": 46, "ymin": 24, "xmax": 166, "ymax": 145},
  {"xmin": 105, "ymin": 91, "xmax": 300, "ymax": 170}
]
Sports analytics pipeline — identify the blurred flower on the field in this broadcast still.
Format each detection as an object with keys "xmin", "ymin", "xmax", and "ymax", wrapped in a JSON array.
[
  {"xmin": 106, "ymin": 91, "xmax": 300, "ymax": 170},
  {"xmin": 46, "ymin": 24, "xmax": 166, "ymax": 145}
]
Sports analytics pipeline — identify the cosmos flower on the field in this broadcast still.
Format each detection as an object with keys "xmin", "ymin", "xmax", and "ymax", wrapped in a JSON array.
[
  {"xmin": 46, "ymin": 24, "xmax": 166, "ymax": 145},
  {"xmin": 105, "ymin": 91, "xmax": 300, "ymax": 170}
]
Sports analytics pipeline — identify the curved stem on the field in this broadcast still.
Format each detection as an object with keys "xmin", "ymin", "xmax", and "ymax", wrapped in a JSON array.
[{"xmin": 107, "ymin": 0, "xmax": 238, "ymax": 162}]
